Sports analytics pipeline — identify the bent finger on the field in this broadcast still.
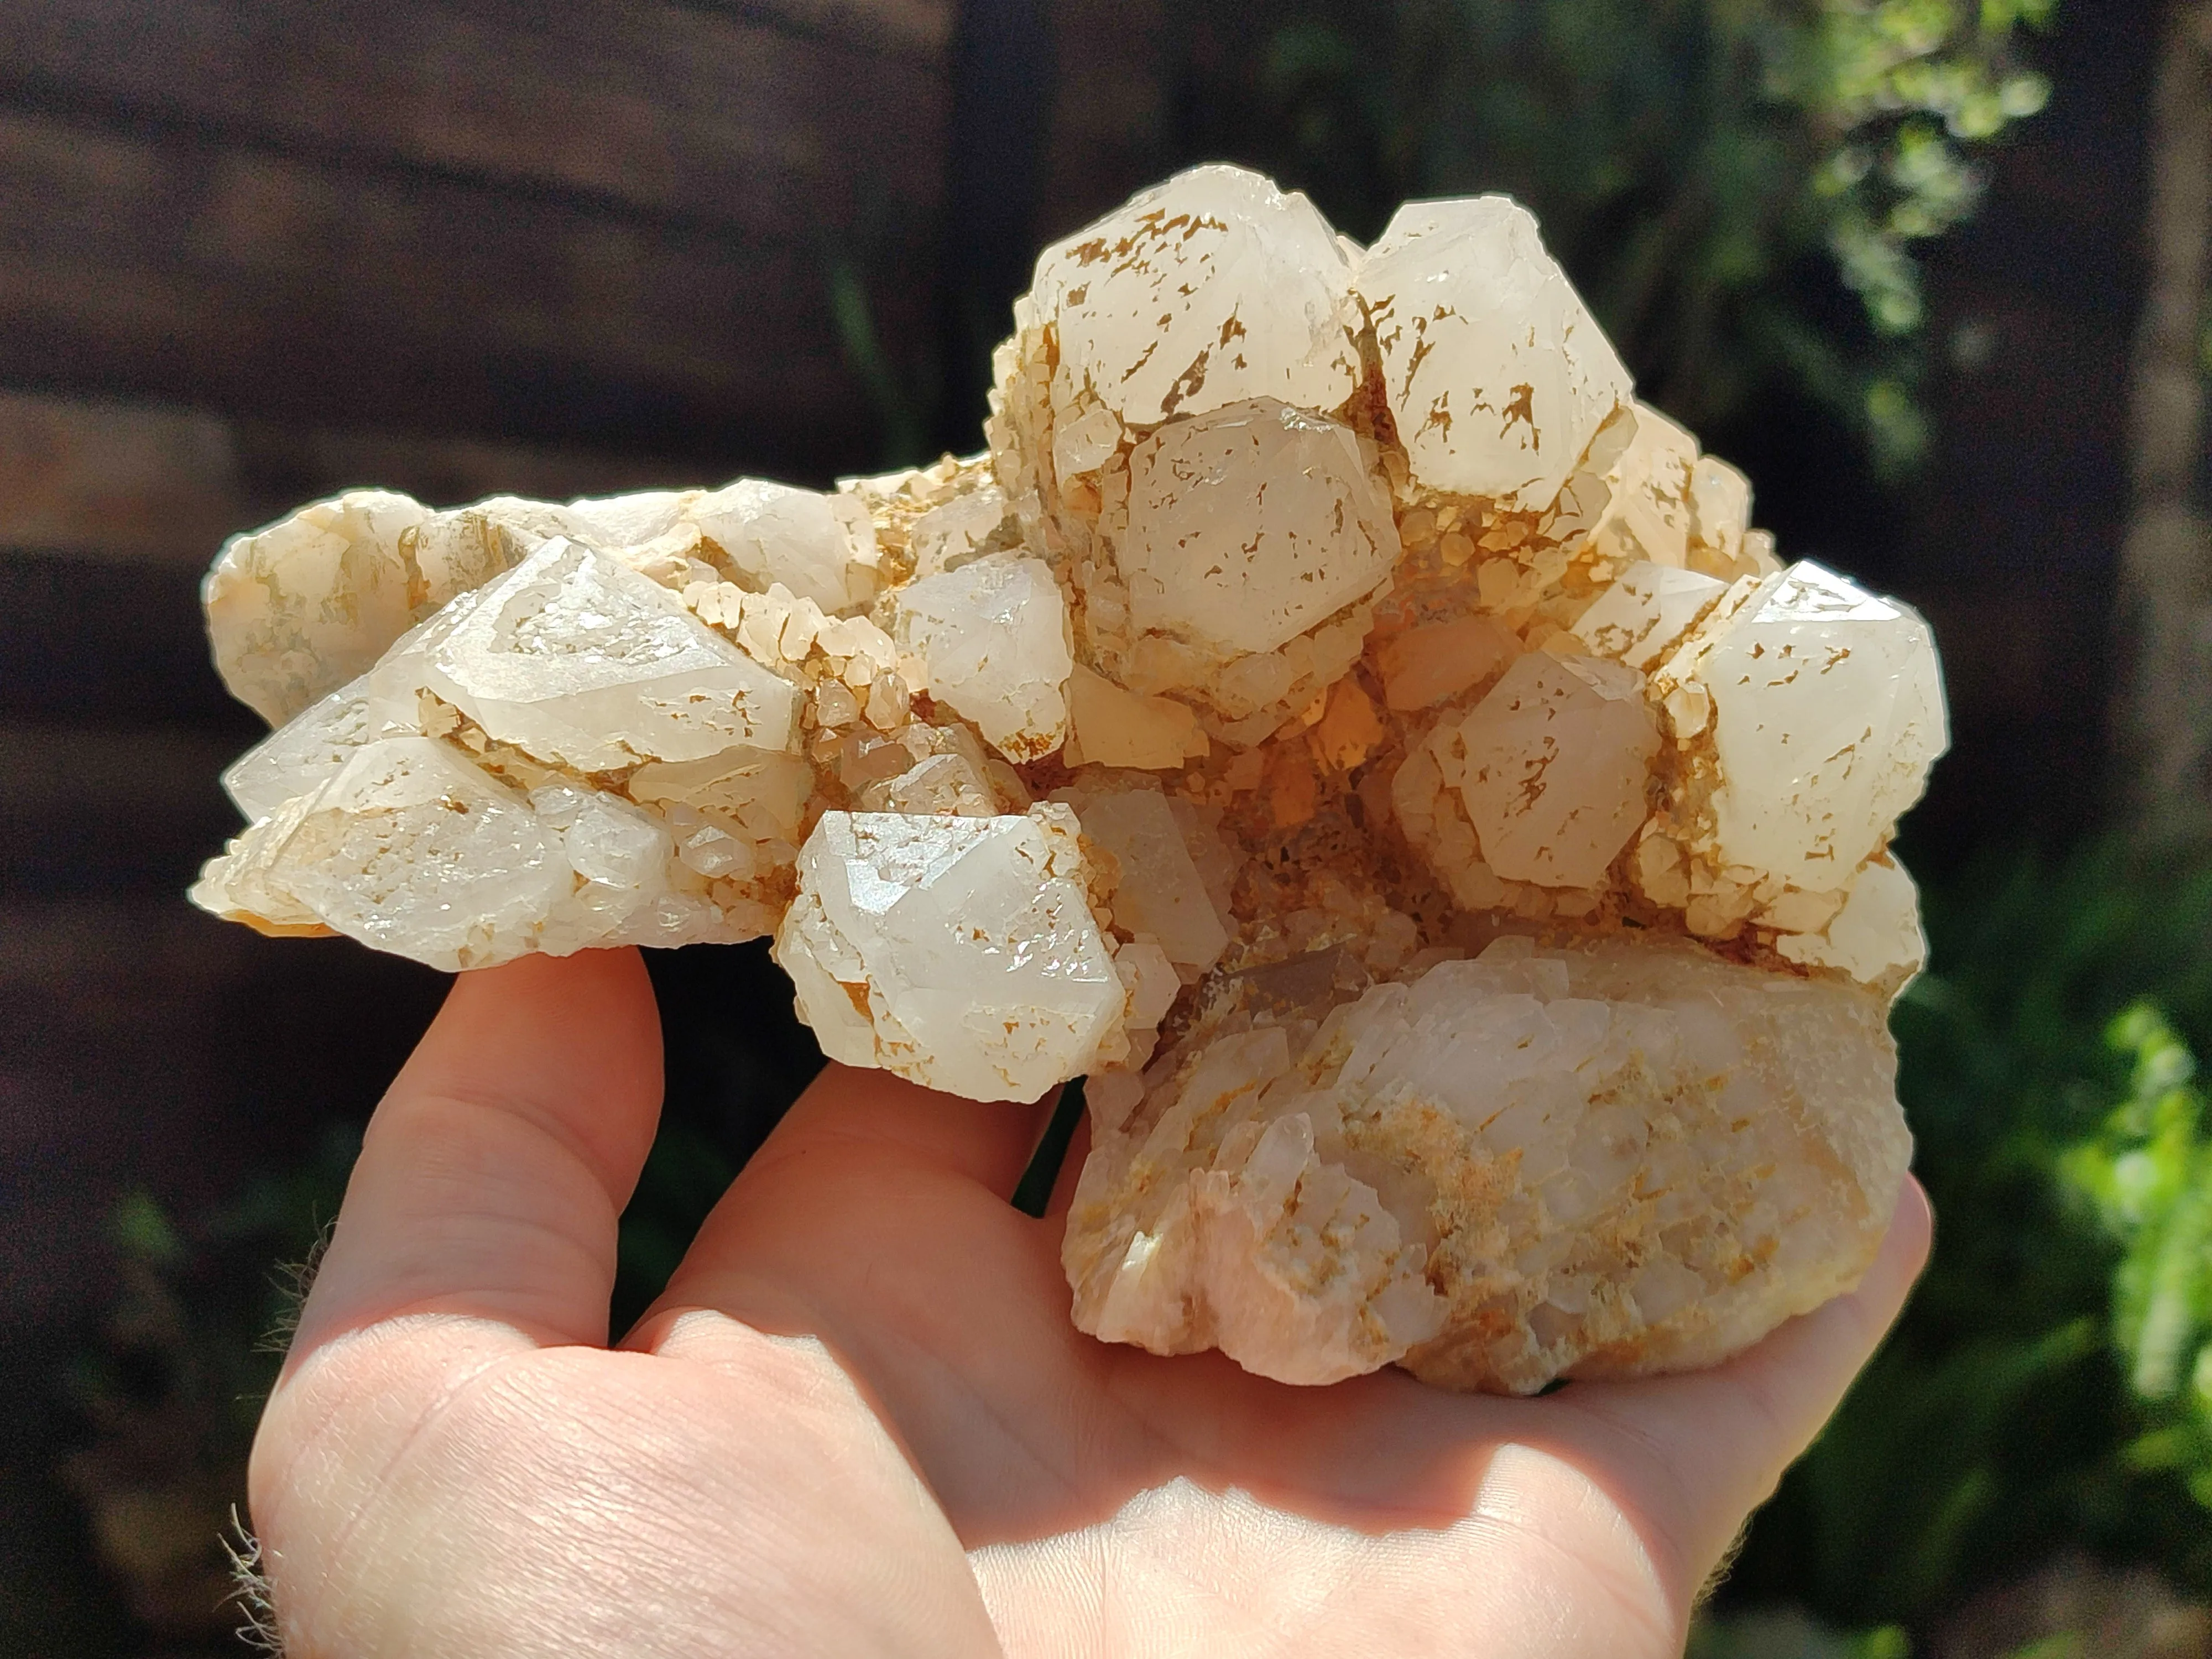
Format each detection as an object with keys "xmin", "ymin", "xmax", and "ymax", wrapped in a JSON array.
[
  {"xmin": 635, "ymin": 1062, "xmax": 1057, "ymax": 1335},
  {"xmin": 285, "ymin": 947, "xmax": 664, "ymax": 1367}
]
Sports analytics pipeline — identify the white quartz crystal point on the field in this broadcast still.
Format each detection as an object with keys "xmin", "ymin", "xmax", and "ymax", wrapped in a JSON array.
[
  {"xmin": 1065, "ymin": 937, "xmax": 1912, "ymax": 1394},
  {"xmin": 775, "ymin": 806, "xmax": 1124, "ymax": 1102},
  {"xmin": 692, "ymin": 478, "xmax": 878, "ymax": 613},
  {"xmin": 1066, "ymin": 1027, "xmax": 1447, "ymax": 1386},
  {"xmin": 406, "ymin": 538, "xmax": 802, "ymax": 772},
  {"xmin": 205, "ymin": 490, "xmax": 435, "ymax": 724},
  {"xmin": 1583, "ymin": 403, "xmax": 1700, "ymax": 567},
  {"xmin": 222, "ymin": 674, "xmax": 380, "ymax": 822},
  {"xmin": 1571, "ymin": 561, "xmax": 1727, "ymax": 671},
  {"xmin": 1356, "ymin": 196, "xmax": 1632, "ymax": 510},
  {"xmin": 1121, "ymin": 400, "xmax": 1400, "ymax": 659},
  {"xmin": 893, "ymin": 554, "xmax": 1073, "ymax": 762},
  {"xmin": 218, "ymin": 737, "xmax": 576, "ymax": 971},
  {"xmin": 1030, "ymin": 163, "xmax": 1361, "ymax": 436},
  {"xmin": 1777, "ymin": 854, "xmax": 1928, "ymax": 993},
  {"xmin": 194, "ymin": 735, "xmax": 742, "ymax": 969},
  {"xmin": 1447, "ymin": 653, "xmax": 1660, "ymax": 888},
  {"xmin": 1698, "ymin": 562, "xmax": 1948, "ymax": 885}
]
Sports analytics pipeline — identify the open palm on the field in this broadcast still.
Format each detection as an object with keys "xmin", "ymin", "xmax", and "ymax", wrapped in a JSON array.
[{"xmin": 251, "ymin": 947, "xmax": 1928, "ymax": 1658}]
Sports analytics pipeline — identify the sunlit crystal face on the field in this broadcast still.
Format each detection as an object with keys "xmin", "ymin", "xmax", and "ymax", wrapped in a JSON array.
[
  {"xmin": 1356, "ymin": 196, "xmax": 1631, "ymax": 509},
  {"xmin": 778, "ymin": 809, "xmax": 1123, "ymax": 1103},
  {"xmin": 1034, "ymin": 164, "xmax": 1361, "ymax": 432},
  {"xmin": 1571, "ymin": 562, "xmax": 1725, "ymax": 671},
  {"xmin": 894, "ymin": 554, "xmax": 1072, "ymax": 762},
  {"xmin": 1120, "ymin": 400, "xmax": 1399, "ymax": 659},
  {"xmin": 417, "ymin": 539, "xmax": 802, "ymax": 772},
  {"xmin": 1446, "ymin": 653, "xmax": 1658, "ymax": 889},
  {"xmin": 1702, "ymin": 562, "xmax": 1947, "ymax": 883}
]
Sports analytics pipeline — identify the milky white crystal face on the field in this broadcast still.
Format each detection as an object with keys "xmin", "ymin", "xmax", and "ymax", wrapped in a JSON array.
[
  {"xmin": 1571, "ymin": 561, "xmax": 1726, "ymax": 671},
  {"xmin": 222, "ymin": 674, "xmax": 380, "ymax": 822},
  {"xmin": 1032, "ymin": 164, "xmax": 1361, "ymax": 434},
  {"xmin": 1777, "ymin": 855, "xmax": 1927, "ymax": 992},
  {"xmin": 692, "ymin": 478, "xmax": 878, "ymax": 613},
  {"xmin": 775, "ymin": 808, "xmax": 1123, "ymax": 1102},
  {"xmin": 236, "ymin": 737, "xmax": 585, "ymax": 969},
  {"xmin": 1699, "ymin": 562, "xmax": 1947, "ymax": 884},
  {"xmin": 1357, "ymin": 197, "xmax": 1632, "ymax": 509},
  {"xmin": 894, "ymin": 554, "xmax": 1072, "ymax": 761},
  {"xmin": 1121, "ymin": 400, "xmax": 1399, "ymax": 659},
  {"xmin": 1446, "ymin": 653, "xmax": 1658, "ymax": 889},
  {"xmin": 410, "ymin": 539, "xmax": 802, "ymax": 773},
  {"xmin": 204, "ymin": 490, "xmax": 434, "ymax": 724},
  {"xmin": 1583, "ymin": 403, "xmax": 1698, "ymax": 567},
  {"xmin": 1067, "ymin": 937, "xmax": 1911, "ymax": 1392}
]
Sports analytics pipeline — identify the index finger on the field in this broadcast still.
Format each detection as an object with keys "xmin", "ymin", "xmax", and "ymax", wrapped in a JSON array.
[{"xmin": 283, "ymin": 946, "xmax": 665, "ymax": 1367}]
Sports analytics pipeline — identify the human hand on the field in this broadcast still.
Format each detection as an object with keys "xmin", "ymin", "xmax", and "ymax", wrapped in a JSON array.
[{"xmin": 249, "ymin": 947, "xmax": 1931, "ymax": 1658}]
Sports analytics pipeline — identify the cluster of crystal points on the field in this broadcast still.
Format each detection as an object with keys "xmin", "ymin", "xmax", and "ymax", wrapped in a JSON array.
[{"xmin": 195, "ymin": 166, "xmax": 1942, "ymax": 1393}]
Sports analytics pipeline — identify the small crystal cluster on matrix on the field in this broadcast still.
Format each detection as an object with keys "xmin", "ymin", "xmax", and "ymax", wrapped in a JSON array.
[{"xmin": 194, "ymin": 166, "xmax": 1943, "ymax": 1395}]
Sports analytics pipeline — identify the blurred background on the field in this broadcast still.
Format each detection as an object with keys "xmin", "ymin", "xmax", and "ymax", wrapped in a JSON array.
[{"xmin": 3, "ymin": 0, "xmax": 2209, "ymax": 1653}]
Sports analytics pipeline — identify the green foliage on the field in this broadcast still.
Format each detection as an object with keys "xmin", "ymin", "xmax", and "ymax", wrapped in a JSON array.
[
  {"xmin": 1201, "ymin": 0, "xmax": 2051, "ymax": 473},
  {"xmin": 1725, "ymin": 839, "xmax": 2212, "ymax": 1626},
  {"xmin": 2059, "ymin": 1004, "xmax": 2212, "ymax": 1509}
]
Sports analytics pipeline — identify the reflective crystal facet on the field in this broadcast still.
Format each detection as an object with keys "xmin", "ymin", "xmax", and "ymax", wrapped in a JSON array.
[
  {"xmin": 1699, "ymin": 562, "xmax": 1947, "ymax": 884},
  {"xmin": 1121, "ymin": 400, "xmax": 1399, "ymax": 660},
  {"xmin": 1029, "ymin": 164, "xmax": 1361, "ymax": 432},
  {"xmin": 775, "ymin": 808, "xmax": 1124, "ymax": 1102},
  {"xmin": 1356, "ymin": 197, "xmax": 1631, "ymax": 509}
]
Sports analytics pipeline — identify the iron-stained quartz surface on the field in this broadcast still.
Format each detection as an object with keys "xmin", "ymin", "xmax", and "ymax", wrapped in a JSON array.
[{"xmin": 194, "ymin": 165, "xmax": 1941, "ymax": 1393}]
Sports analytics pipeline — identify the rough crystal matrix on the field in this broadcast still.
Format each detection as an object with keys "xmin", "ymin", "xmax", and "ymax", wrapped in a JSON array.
[{"xmin": 194, "ymin": 165, "xmax": 1942, "ymax": 1394}]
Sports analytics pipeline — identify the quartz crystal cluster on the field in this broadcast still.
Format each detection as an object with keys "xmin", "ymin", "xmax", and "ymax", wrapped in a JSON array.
[{"xmin": 194, "ymin": 165, "xmax": 1942, "ymax": 1394}]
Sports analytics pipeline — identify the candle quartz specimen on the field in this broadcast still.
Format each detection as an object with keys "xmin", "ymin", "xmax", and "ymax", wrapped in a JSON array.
[{"xmin": 193, "ymin": 165, "xmax": 1940, "ymax": 1393}]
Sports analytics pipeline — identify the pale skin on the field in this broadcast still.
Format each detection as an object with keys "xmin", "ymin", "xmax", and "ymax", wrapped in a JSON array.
[{"xmin": 250, "ymin": 947, "xmax": 1931, "ymax": 1658}]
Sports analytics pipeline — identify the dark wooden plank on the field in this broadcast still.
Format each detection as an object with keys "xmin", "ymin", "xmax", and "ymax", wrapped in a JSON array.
[
  {"xmin": 714, "ymin": 0, "xmax": 957, "ymax": 58},
  {"xmin": 0, "ymin": 724, "xmax": 244, "ymax": 896},
  {"xmin": 0, "ymin": 896, "xmax": 445, "ymax": 1329},
  {"xmin": 0, "ymin": 389, "xmax": 753, "ymax": 565},
  {"xmin": 0, "ymin": 390, "xmax": 241, "ymax": 561},
  {"xmin": 0, "ymin": 108, "xmax": 928, "ymax": 466},
  {"xmin": 0, "ymin": 0, "xmax": 948, "ymax": 234},
  {"xmin": 0, "ymin": 551, "xmax": 244, "ymax": 726}
]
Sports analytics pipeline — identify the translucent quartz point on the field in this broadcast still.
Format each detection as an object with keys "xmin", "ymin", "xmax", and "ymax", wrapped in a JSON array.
[
  {"xmin": 691, "ymin": 478, "xmax": 879, "ymax": 613},
  {"xmin": 1698, "ymin": 562, "xmax": 1947, "ymax": 884},
  {"xmin": 775, "ymin": 807, "xmax": 1124, "ymax": 1102},
  {"xmin": 1029, "ymin": 164, "xmax": 1361, "ymax": 433},
  {"xmin": 1445, "ymin": 653, "xmax": 1659, "ymax": 888},
  {"xmin": 222, "ymin": 675, "xmax": 379, "ymax": 822},
  {"xmin": 893, "ymin": 553, "xmax": 1072, "ymax": 761},
  {"xmin": 1776, "ymin": 855, "xmax": 1927, "ymax": 993},
  {"xmin": 195, "ymin": 165, "xmax": 1947, "ymax": 1396},
  {"xmin": 1065, "ymin": 937, "xmax": 1910, "ymax": 1392},
  {"xmin": 1355, "ymin": 197, "xmax": 1631, "ymax": 509},
  {"xmin": 408, "ymin": 538, "xmax": 802, "ymax": 772},
  {"xmin": 202, "ymin": 737, "xmax": 691, "ymax": 970},
  {"xmin": 1054, "ymin": 785, "xmax": 1229, "ymax": 972},
  {"xmin": 1121, "ymin": 400, "xmax": 1400, "ymax": 659}
]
